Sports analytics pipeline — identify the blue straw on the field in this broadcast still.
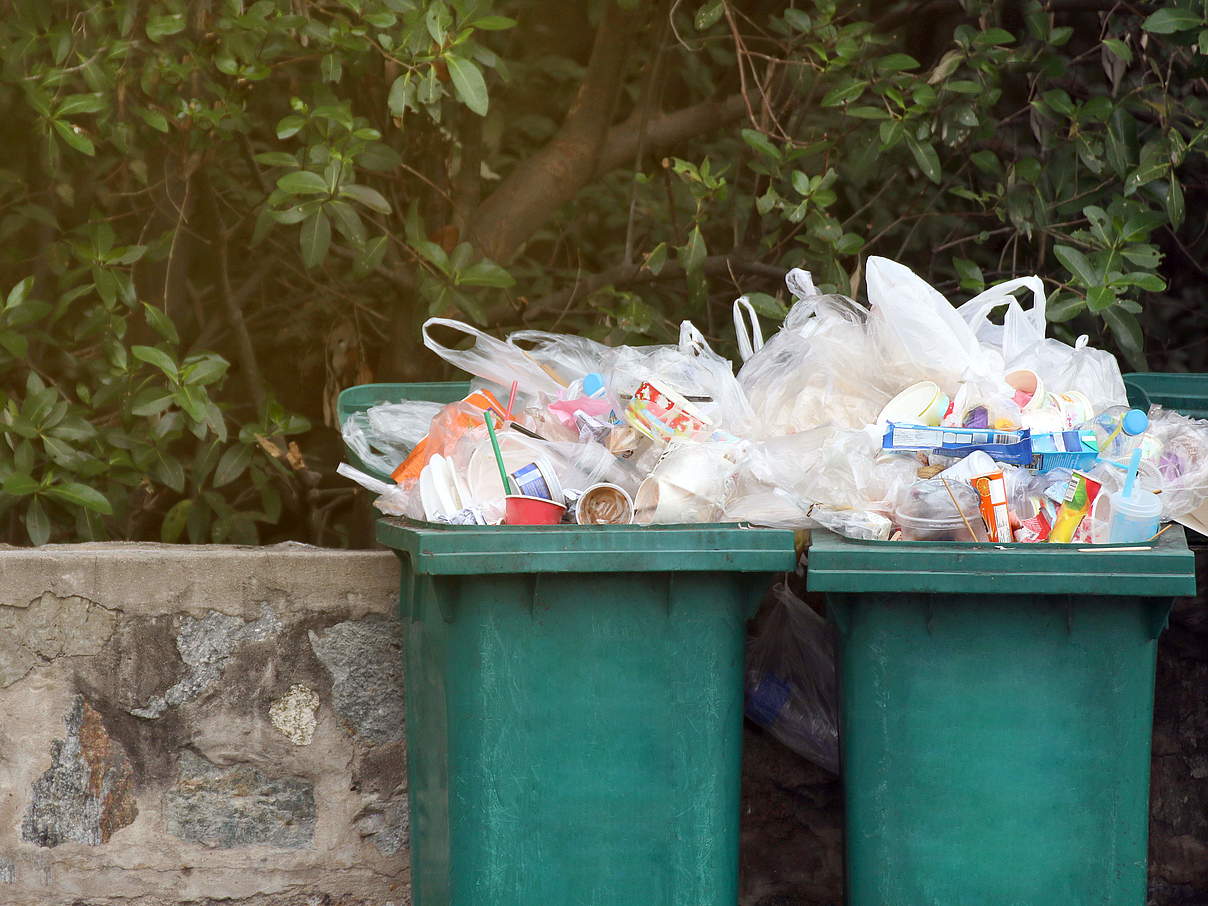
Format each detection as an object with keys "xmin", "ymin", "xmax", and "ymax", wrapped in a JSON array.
[{"xmin": 1122, "ymin": 448, "xmax": 1142, "ymax": 498}]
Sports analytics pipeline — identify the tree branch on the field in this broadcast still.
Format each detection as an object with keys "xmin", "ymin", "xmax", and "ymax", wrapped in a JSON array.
[
  {"xmin": 468, "ymin": 3, "xmax": 639, "ymax": 262},
  {"xmin": 595, "ymin": 93, "xmax": 748, "ymax": 177}
]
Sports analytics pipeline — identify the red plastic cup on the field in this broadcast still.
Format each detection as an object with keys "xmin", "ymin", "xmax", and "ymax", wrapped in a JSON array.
[{"xmin": 504, "ymin": 495, "xmax": 566, "ymax": 525}]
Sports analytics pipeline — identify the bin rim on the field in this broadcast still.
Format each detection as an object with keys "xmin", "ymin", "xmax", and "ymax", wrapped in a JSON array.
[
  {"xmin": 377, "ymin": 515, "xmax": 799, "ymax": 575},
  {"xmin": 806, "ymin": 526, "xmax": 1196, "ymax": 596}
]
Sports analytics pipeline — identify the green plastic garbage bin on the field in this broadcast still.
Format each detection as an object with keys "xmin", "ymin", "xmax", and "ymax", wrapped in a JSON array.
[
  {"xmin": 1124, "ymin": 371, "xmax": 1208, "ymax": 419},
  {"xmin": 379, "ymin": 517, "xmax": 796, "ymax": 906},
  {"xmin": 807, "ymin": 530, "xmax": 1196, "ymax": 906}
]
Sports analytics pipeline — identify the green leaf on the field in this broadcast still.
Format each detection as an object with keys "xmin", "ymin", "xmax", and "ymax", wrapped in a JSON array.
[
  {"xmin": 740, "ymin": 128, "xmax": 781, "ymax": 160},
  {"xmin": 276, "ymin": 115, "xmax": 307, "ymax": 140},
  {"xmin": 459, "ymin": 260, "xmax": 515, "ymax": 287},
  {"xmin": 644, "ymin": 242, "xmax": 668, "ymax": 276},
  {"xmin": 783, "ymin": 8, "xmax": 811, "ymax": 31},
  {"xmin": 682, "ymin": 225, "xmax": 706, "ymax": 275},
  {"xmin": 57, "ymin": 93, "xmax": 105, "ymax": 116},
  {"xmin": 976, "ymin": 27, "xmax": 1016, "ymax": 44},
  {"xmin": 152, "ymin": 449, "xmax": 186, "ymax": 494},
  {"xmin": 44, "ymin": 482, "xmax": 112, "ymax": 514},
  {"xmin": 847, "ymin": 106, "xmax": 891, "ymax": 119},
  {"xmin": 143, "ymin": 302, "xmax": 180, "ymax": 344},
  {"xmin": 1053, "ymin": 244, "xmax": 1099, "ymax": 286},
  {"xmin": 1122, "ymin": 271, "xmax": 1167, "ymax": 292},
  {"xmin": 904, "ymin": 135, "xmax": 941, "ymax": 183},
  {"xmin": 927, "ymin": 49, "xmax": 964, "ymax": 85},
  {"xmin": 1041, "ymin": 89, "xmax": 1074, "ymax": 116},
  {"xmin": 25, "ymin": 497, "xmax": 50, "ymax": 547},
  {"xmin": 254, "ymin": 152, "xmax": 300, "ymax": 169},
  {"xmin": 327, "ymin": 200, "xmax": 367, "ymax": 242},
  {"xmin": 52, "ymin": 120, "xmax": 95, "ymax": 156},
  {"xmin": 446, "ymin": 54, "xmax": 489, "ymax": 116},
  {"xmin": 339, "ymin": 183, "xmax": 392, "ymax": 214},
  {"xmin": 182, "ymin": 355, "xmax": 229, "ymax": 386},
  {"xmin": 695, "ymin": 0, "xmax": 725, "ymax": 30},
  {"xmin": 132, "ymin": 345, "xmax": 180, "ymax": 380},
  {"xmin": 1103, "ymin": 38, "xmax": 1133, "ymax": 64},
  {"xmin": 161, "ymin": 499, "xmax": 191, "ymax": 543},
  {"xmin": 1142, "ymin": 8, "xmax": 1203, "ymax": 34},
  {"xmin": 1103, "ymin": 307, "xmax": 1146, "ymax": 370},
  {"xmin": 277, "ymin": 170, "xmax": 330, "ymax": 196},
  {"xmin": 146, "ymin": 13, "xmax": 186, "ymax": 42},
  {"xmin": 388, "ymin": 74, "xmax": 412, "ymax": 117},
  {"xmin": 820, "ymin": 78, "xmax": 867, "ymax": 107},
  {"xmin": 953, "ymin": 257, "xmax": 984, "ymax": 292},
  {"xmin": 130, "ymin": 388, "xmax": 175, "ymax": 417},
  {"xmin": 876, "ymin": 53, "xmax": 920, "ymax": 73},
  {"xmin": 6, "ymin": 276, "xmax": 34, "ymax": 310},
  {"xmin": 472, "ymin": 15, "xmax": 517, "ymax": 30},
  {"xmin": 213, "ymin": 444, "xmax": 252, "ymax": 488},
  {"xmin": 1, "ymin": 332, "xmax": 29, "ymax": 359},
  {"xmin": 3, "ymin": 473, "xmax": 39, "ymax": 496},
  {"xmin": 1086, "ymin": 285, "xmax": 1116, "ymax": 312},
  {"xmin": 300, "ymin": 210, "xmax": 332, "ymax": 270},
  {"xmin": 1166, "ymin": 174, "xmax": 1185, "ymax": 229},
  {"xmin": 320, "ymin": 53, "xmax": 343, "ymax": 83},
  {"xmin": 1046, "ymin": 294, "xmax": 1086, "ymax": 323}
]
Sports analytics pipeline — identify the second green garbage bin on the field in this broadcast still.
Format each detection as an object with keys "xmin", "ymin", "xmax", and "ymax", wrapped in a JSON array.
[
  {"xmin": 808, "ymin": 529, "xmax": 1195, "ymax": 906},
  {"xmin": 379, "ymin": 518, "xmax": 797, "ymax": 906}
]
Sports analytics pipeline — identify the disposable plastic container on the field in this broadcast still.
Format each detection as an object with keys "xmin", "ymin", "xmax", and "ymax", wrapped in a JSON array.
[
  {"xmin": 380, "ymin": 518, "xmax": 796, "ymax": 906},
  {"xmin": 806, "ymin": 529, "xmax": 1196, "ymax": 906},
  {"xmin": 1108, "ymin": 490, "xmax": 1162, "ymax": 543},
  {"xmin": 893, "ymin": 478, "xmax": 988, "ymax": 541}
]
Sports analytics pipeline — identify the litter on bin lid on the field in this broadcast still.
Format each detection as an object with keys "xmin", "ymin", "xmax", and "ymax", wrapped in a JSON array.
[{"xmin": 338, "ymin": 255, "xmax": 1208, "ymax": 544}]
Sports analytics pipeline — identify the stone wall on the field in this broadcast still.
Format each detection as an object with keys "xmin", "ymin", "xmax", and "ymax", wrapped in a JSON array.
[
  {"xmin": 0, "ymin": 543, "xmax": 406, "ymax": 906},
  {"xmin": 0, "ymin": 542, "xmax": 1203, "ymax": 906}
]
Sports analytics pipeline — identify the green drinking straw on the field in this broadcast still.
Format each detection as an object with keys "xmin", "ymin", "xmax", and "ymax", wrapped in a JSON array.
[{"xmin": 483, "ymin": 410, "xmax": 513, "ymax": 495}]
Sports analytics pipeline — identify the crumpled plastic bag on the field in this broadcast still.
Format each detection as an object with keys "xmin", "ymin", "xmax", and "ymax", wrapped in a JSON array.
[
  {"xmin": 505, "ymin": 329, "xmax": 613, "ymax": 387},
  {"xmin": 738, "ymin": 286, "xmax": 892, "ymax": 436},
  {"xmin": 1146, "ymin": 406, "xmax": 1208, "ymax": 520},
  {"xmin": 423, "ymin": 318, "xmax": 566, "ymax": 396},
  {"xmin": 866, "ymin": 256, "xmax": 998, "ymax": 387},
  {"xmin": 746, "ymin": 580, "xmax": 840, "ymax": 774}
]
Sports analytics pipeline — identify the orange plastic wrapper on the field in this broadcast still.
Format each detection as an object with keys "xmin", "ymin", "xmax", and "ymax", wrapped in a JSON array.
[{"xmin": 392, "ymin": 389, "xmax": 507, "ymax": 487}]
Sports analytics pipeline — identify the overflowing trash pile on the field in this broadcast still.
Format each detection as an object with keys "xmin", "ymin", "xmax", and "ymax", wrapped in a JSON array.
[{"xmin": 340, "ymin": 256, "xmax": 1208, "ymax": 543}]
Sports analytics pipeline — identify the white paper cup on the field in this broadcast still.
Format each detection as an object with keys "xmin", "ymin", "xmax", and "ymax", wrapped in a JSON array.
[
  {"xmin": 574, "ymin": 483, "xmax": 634, "ymax": 524},
  {"xmin": 878, "ymin": 381, "xmax": 948, "ymax": 427}
]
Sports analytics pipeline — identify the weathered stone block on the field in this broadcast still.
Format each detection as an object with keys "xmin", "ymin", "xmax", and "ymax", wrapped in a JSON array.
[
  {"xmin": 165, "ymin": 751, "xmax": 315, "ymax": 848},
  {"xmin": 22, "ymin": 695, "xmax": 138, "ymax": 847},
  {"xmin": 309, "ymin": 619, "xmax": 404, "ymax": 744}
]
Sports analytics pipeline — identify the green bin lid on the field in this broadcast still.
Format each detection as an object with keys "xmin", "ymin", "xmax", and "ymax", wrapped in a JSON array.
[
  {"xmin": 1123, "ymin": 372, "xmax": 1208, "ymax": 420},
  {"xmin": 806, "ymin": 527, "xmax": 1195, "ymax": 597},
  {"xmin": 377, "ymin": 517, "xmax": 798, "ymax": 575}
]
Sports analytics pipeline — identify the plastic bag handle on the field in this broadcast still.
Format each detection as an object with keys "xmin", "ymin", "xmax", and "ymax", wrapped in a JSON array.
[
  {"xmin": 785, "ymin": 268, "xmax": 818, "ymax": 301},
  {"xmin": 732, "ymin": 296, "xmax": 764, "ymax": 362},
  {"xmin": 678, "ymin": 320, "xmax": 709, "ymax": 357},
  {"xmin": 422, "ymin": 317, "xmax": 492, "ymax": 360},
  {"xmin": 956, "ymin": 276, "xmax": 1047, "ymax": 331}
]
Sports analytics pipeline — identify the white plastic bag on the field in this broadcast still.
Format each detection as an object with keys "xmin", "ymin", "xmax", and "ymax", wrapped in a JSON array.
[
  {"xmin": 956, "ymin": 275, "xmax": 1047, "ymax": 364},
  {"xmin": 422, "ymin": 318, "xmax": 566, "ymax": 395},
  {"xmin": 505, "ymin": 329, "xmax": 613, "ymax": 386},
  {"xmin": 866, "ymin": 256, "xmax": 998, "ymax": 387}
]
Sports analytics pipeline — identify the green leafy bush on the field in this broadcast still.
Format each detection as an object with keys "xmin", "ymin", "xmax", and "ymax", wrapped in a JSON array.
[{"xmin": 1, "ymin": 0, "xmax": 1205, "ymax": 544}]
